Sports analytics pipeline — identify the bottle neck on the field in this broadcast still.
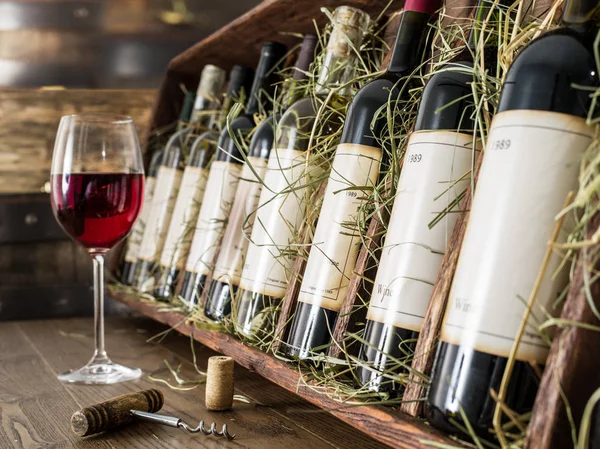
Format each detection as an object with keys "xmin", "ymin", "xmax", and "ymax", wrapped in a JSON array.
[
  {"xmin": 245, "ymin": 44, "xmax": 287, "ymax": 115},
  {"xmin": 315, "ymin": 46, "xmax": 357, "ymax": 98},
  {"xmin": 279, "ymin": 78, "xmax": 306, "ymax": 111},
  {"xmin": 465, "ymin": 0, "xmax": 512, "ymax": 53},
  {"xmin": 214, "ymin": 93, "xmax": 237, "ymax": 130},
  {"xmin": 190, "ymin": 95, "xmax": 219, "ymax": 129},
  {"xmin": 387, "ymin": 10, "xmax": 432, "ymax": 77},
  {"xmin": 563, "ymin": 0, "xmax": 600, "ymax": 27}
]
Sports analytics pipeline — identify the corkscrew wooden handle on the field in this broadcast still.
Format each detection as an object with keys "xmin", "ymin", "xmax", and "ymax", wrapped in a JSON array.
[{"xmin": 71, "ymin": 389, "xmax": 164, "ymax": 437}]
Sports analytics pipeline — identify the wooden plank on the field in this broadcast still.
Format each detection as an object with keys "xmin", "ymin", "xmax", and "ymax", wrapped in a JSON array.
[
  {"xmin": 19, "ymin": 316, "xmax": 369, "ymax": 449},
  {"xmin": 524, "ymin": 213, "xmax": 600, "ymax": 449},
  {"xmin": 0, "ymin": 322, "xmax": 115, "ymax": 449},
  {"xmin": 110, "ymin": 291, "xmax": 465, "ymax": 449},
  {"xmin": 167, "ymin": 0, "xmax": 403, "ymax": 75},
  {"xmin": 157, "ymin": 326, "xmax": 388, "ymax": 449},
  {"xmin": 0, "ymin": 89, "xmax": 155, "ymax": 194}
]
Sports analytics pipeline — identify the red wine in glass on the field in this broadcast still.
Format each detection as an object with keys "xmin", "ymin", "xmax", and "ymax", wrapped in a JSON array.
[
  {"xmin": 50, "ymin": 114, "xmax": 145, "ymax": 384},
  {"xmin": 51, "ymin": 173, "xmax": 144, "ymax": 250}
]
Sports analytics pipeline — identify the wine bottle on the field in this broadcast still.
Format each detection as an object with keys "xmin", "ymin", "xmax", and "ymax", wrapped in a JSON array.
[
  {"xmin": 358, "ymin": 0, "xmax": 503, "ymax": 395},
  {"xmin": 120, "ymin": 92, "xmax": 196, "ymax": 285},
  {"xmin": 284, "ymin": 0, "xmax": 441, "ymax": 360},
  {"xmin": 180, "ymin": 41, "xmax": 288, "ymax": 308},
  {"xmin": 121, "ymin": 149, "xmax": 164, "ymax": 285},
  {"xmin": 236, "ymin": 6, "xmax": 370, "ymax": 341},
  {"xmin": 426, "ymin": 0, "xmax": 599, "ymax": 437},
  {"xmin": 135, "ymin": 65, "xmax": 226, "ymax": 291},
  {"xmin": 153, "ymin": 65, "xmax": 255, "ymax": 299},
  {"xmin": 205, "ymin": 35, "xmax": 318, "ymax": 327}
]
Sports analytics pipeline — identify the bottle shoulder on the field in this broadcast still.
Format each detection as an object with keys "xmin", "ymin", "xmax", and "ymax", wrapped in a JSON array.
[
  {"xmin": 248, "ymin": 116, "xmax": 276, "ymax": 158},
  {"xmin": 339, "ymin": 79, "xmax": 398, "ymax": 146},
  {"xmin": 189, "ymin": 130, "xmax": 218, "ymax": 168},
  {"xmin": 415, "ymin": 60, "xmax": 476, "ymax": 132},
  {"xmin": 279, "ymin": 97, "xmax": 317, "ymax": 124},
  {"xmin": 499, "ymin": 27, "xmax": 597, "ymax": 115},
  {"xmin": 216, "ymin": 113, "xmax": 255, "ymax": 163}
]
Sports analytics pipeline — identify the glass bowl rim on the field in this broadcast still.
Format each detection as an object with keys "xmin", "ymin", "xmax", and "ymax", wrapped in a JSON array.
[{"xmin": 60, "ymin": 114, "xmax": 134, "ymax": 125}]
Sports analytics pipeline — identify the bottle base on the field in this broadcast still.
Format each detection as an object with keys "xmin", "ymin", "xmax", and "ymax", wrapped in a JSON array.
[
  {"xmin": 283, "ymin": 301, "xmax": 339, "ymax": 361},
  {"xmin": 204, "ymin": 280, "xmax": 236, "ymax": 322},
  {"xmin": 235, "ymin": 290, "xmax": 282, "ymax": 340},
  {"xmin": 153, "ymin": 267, "xmax": 180, "ymax": 299},
  {"xmin": 180, "ymin": 271, "xmax": 208, "ymax": 308},
  {"xmin": 426, "ymin": 342, "xmax": 540, "ymax": 441},
  {"xmin": 356, "ymin": 320, "xmax": 418, "ymax": 396}
]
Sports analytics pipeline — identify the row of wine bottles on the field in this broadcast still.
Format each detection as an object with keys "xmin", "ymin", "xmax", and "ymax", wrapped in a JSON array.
[{"xmin": 120, "ymin": 0, "xmax": 599, "ymax": 440}]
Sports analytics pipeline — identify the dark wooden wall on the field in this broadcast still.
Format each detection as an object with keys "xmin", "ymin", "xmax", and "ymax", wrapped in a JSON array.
[{"xmin": 0, "ymin": 88, "xmax": 155, "ymax": 194}]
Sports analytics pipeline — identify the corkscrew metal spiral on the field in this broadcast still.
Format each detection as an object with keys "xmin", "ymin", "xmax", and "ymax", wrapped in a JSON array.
[
  {"xmin": 130, "ymin": 410, "xmax": 235, "ymax": 440},
  {"xmin": 178, "ymin": 419, "xmax": 235, "ymax": 439}
]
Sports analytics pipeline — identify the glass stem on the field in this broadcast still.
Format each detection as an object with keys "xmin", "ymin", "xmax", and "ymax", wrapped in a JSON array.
[{"xmin": 92, "ymin": 253, "xmax": 109, "ymax": 363}]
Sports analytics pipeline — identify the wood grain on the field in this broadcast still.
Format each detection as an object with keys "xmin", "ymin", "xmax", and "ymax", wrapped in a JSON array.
[
  {"xmin": 0, "ymin": 89, "xmax": 155, "ymax": 194},
  {"xmin": 524, "ymin": 213, "xmax": 600, "ymax": 449},
  {"xmin": 110, "ymin": 290, "xmax": 465, "ymax": 449},
  {"xmin": 157, "ymin": 324, "xmax": 387, "ymax": 449},
  {"xmin": 14, "ymin": 316, "xmax": 389, "ymax": 449},
  {"xmin": 0, "ymin": 322, "xmax": 115, "ymax": 448}
]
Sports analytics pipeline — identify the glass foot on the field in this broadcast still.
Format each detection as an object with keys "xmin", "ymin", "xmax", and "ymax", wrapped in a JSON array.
[{"xmin": 58, "ymin": 356, "xmax": 142, "ymax": 384}]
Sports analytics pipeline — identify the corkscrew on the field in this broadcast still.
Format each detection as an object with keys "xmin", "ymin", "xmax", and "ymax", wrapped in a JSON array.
[
  {"xmin": 71, "ymin": 389, "xmax": 235, "ymax": 441},
  {"xmin": 130, "ymin": 410, "xmax": 235, "ymax": 440}
]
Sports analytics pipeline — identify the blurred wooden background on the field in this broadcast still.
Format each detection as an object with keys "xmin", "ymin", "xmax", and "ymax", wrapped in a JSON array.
[{"xmin": 0, "ymin": 0, "xmax": 259, "ymax": 320}]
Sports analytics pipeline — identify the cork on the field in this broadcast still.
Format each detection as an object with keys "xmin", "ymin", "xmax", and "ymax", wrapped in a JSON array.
[
  {"xmin": 196, "ymin": 64, "xmax": 226, "ymax": 103},
  {"xmin": 205, "ymin": 356, "xmax": 234, "ymax": 411},
  {"xmin": 326, "ymin": 6, "xmax": 370, "ymax": 58}
]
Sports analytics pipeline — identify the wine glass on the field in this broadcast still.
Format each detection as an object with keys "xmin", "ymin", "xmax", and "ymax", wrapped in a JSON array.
[{"xmin": 50, "ymin": 114, "xmax": 145, "ymax": 384}]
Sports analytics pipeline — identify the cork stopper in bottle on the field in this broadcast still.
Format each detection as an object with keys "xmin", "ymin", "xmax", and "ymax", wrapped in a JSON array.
[
  {"xmin": 327, "ymin": 6, "xmax": 370, "ymax": 58},
  {"xmin": 205, "ymin": 356, "xmax": 234, "ymax": 411},
  {"xmin": 196, "ymin": 64, "xmax": 226, "ymax": 102}
]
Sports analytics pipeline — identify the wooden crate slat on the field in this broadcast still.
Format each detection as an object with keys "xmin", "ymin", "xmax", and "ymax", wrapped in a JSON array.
[
  {"xmin": 111, "ymin": 291, "xmax": 465, "ymax": 449},
  {"xmin": 148, "ymin": 0, "xmax": 403, "ymax": 135},
  {"xmin": 167, "ymin": 0, "xmax": 402, "ymax": 75},
  {"xmin": 524, "ymin": 213, "xmax": 600, "ymax": 449}
]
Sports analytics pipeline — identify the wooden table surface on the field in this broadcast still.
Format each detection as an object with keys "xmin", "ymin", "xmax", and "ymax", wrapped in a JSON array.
[{"xmin": 0, "ymin": 315, "xmax": 390, "ymax": 449}]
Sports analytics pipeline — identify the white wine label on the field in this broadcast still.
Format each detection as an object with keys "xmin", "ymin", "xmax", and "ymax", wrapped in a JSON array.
[
  {"xmin": 185, "ymin": 160, "xmax": 243, "ymax": 275},
  {"xmin": 298, "ymin": 143, "xmax": 382, "ymax": 311},
  {"xmin": 239, "ymin": 148, "xmax": 312, "ymax": 298},
  {"xmin": 441, "ymin": 109, "xmax": 593, "ymax": 363},
  {"xmin": 213, "ymin": 156, "xmax": 269, "ymax": 285},
  {"xmin": 124, "ymin": 176, "xmax": 156, "ymax": 262},
  {"xmin": 366, "ymin": 131, "xmax": 475, "ymax": 330},
  {"xmin": 138, "ymin": 166, "xmax": 183, "ymax": 262},
  {"xmin": 159, "ymin": 165, "xmax": 210, "ymax": 269}
]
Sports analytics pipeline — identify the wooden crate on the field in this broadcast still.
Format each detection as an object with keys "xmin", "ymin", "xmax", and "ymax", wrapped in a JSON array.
[{"xmin": 110, "ymin": 0, "xmax": 596, "ymax": 448}]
